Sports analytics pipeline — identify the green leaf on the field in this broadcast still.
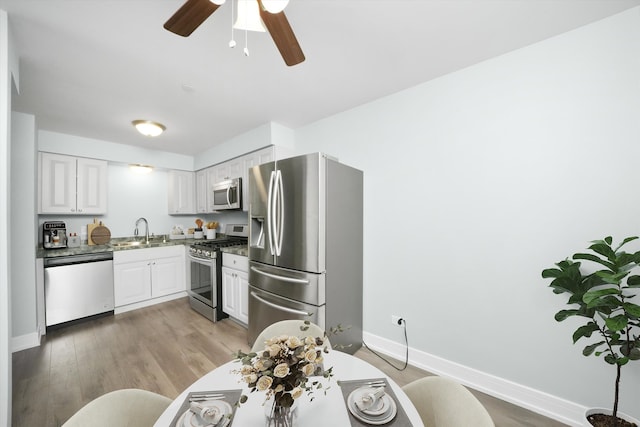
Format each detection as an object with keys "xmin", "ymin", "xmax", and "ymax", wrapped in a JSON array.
[
  {"xmin": 605, "ymin": 315, "xmax": 628, "ymax": 332},
  {"xmin": 627, "ymin": 275, "xmax": 640, "ymax": 288},
  {"xmin": 583, "ymin": 341, "xmax": 605, "ymax": 356},
  {"xmin": 554, "ymin": 310, "xmax": 579, "ymax": 321},
  {"xmin": 573, "ymin": 253, "xmax": 615, "ymax": 270},
  {"xmin": 588, "ymin": 242, "xmax": 616, "ymax": 262},
  {"xmin": 541, "ymin": 268, "xmax": 563, "ymax": 279},
  {"xmin": 583, "ymin": 288, "xmax": 620, "ymax": 305},
  {"xmin": 572, "ymin": 323, "xmax": 599, "ymax": 343},
  {"xmin": 595, "ymin": 270, "xmax": 629, "ymax": 285},
  {"xmin": 615, "ymin": 236, "xmax": 639, "ymax": 252},
  {"xmin": 624, "ymin": 302, "xmax": 640, "ymax": 317}
]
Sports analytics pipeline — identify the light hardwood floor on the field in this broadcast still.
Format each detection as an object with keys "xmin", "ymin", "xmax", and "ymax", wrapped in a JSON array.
[{"xmin": 12, "ymin": 298, "xmax": 567, "ymax": 427}]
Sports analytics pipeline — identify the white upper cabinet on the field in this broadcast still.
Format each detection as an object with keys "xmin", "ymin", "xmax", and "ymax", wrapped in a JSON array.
[
  {"xmin": 241, "ymin": 147, "xmax": 274, "ymax": 211},
  {"xmin": 168, "ymin": 170, "xmax": 196, "ymax": 215},
  {"xmin": 195, "ymin": 146, "xmax": 275, "ymax": 213},
  {"xmin": 195, "ymin": 169, "xmax": 209, "ymax": 213},
  {"xmin": 39, "ymin": 152, "xmax": 107, "ymax": 214}
]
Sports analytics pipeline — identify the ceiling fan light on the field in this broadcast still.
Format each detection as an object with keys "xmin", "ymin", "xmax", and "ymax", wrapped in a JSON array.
[
  {"xmin": 233, "ymin": 0, "xmax": 266, "ymax": 32},
  {"xmin": 210, "ymin": 0, "xmax": 226, "ymax": 4},
  {"xmin": 261, "ymin": 0, "xmax": 289, "ymax": 13},
  {"xmin": 129, "ymin": 164, "xmax": 154, "ymax": 174},
  {"xmin": 132, "ymin": 120, "xmax": 166, "ymax": 137}
]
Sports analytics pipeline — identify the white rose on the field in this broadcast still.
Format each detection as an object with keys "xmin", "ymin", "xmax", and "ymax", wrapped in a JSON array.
[
  {"xmin": 291, "ymin": 387, "xmax": 303, "ymax": 400},
  {"xmin": 304, "ymin": 336, "xmax": 315, "ymax": 346},
  {"xmin": 256, "ymin": 375, "xmax": 273, "ymax": 391},
  {"xmin": 240, "ymin": 365, "xmax": 253, "ymax": 375},
  {"xmin": 243, "ymin": 373, "xmax": 258, "ymax": 384},
  {"xmin": 286, "ymin": 336, "xmax": 302, "ymax": 349},
  {"xmin": 302, "ymin": 363, "xmax": 315, "ymax": 376},
  {"xmin": 268, "ymin": 343, "xmax": 281, "ymax": 357},
  {"xmin": 273, "ymin": 363, "xmax": 290, "ymax": 378},
  {"xmin": 253, "ymin": 359, "xmax": 266, "ymax": 371},
  {"xmin": 304, "ymin": 350, "xmax": 317, "ymax": 363}
]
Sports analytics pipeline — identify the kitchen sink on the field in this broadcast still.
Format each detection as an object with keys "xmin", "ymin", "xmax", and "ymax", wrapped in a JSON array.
[
  {"xmin": 111, "ymin": 241, "xmax": 145, "ymax": 248},
  {"xmin": 110, "ymin": 237, "xmax": 167, "ymax": 248}
]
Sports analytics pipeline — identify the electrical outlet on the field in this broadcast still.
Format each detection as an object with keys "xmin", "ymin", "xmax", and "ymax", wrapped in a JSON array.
[{"xmin": 391, "ymin": 315, "xmax": 403, "ymax": 326}]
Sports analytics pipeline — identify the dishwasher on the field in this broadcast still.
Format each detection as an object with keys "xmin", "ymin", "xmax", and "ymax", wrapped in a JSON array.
[{"xmin": 44, "ymin": 252, "xmax": 115, "ymax": 327}]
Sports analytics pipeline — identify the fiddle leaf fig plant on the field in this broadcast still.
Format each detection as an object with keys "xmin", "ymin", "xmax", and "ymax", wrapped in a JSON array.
[{"xmin": 542, "ymin": 236, "xmax": 640, "ymax": 426}]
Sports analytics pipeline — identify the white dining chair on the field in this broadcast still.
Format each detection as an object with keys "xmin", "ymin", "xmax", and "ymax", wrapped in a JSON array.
[
  {"xmin": 251, "ymin": 320, "xmax": 332, "ymax": 352},
  {"xmin": 61, "ymin": 388, "xmax": 172, "ymax": 427},
  {"xmin": 402, "ymin": 376, "xmax": 495, "ymax": 427}
]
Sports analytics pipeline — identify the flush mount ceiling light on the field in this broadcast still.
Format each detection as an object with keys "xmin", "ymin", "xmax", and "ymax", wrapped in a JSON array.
[
  {"xmin": 129, "ymin": 164, "xmax": 154, "ymax": 174},
  {"xmin": 132, "ymin": 120, "xmax": 166, "ymax": 137}
]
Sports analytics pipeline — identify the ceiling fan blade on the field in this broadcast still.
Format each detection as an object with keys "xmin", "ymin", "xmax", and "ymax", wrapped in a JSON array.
[
  {"xmin": 257, "ymin": 1, "xmax": 305, "ymax": 66},
  {"xmin": 164, "ymin": 0, "xmax": 221, "ymax": 37}
]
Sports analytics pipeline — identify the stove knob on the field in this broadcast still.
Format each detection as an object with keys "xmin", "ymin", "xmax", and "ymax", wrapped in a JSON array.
[{"xmin": 204, "ymin": 250, "xmax": 211, "ymax": 258}]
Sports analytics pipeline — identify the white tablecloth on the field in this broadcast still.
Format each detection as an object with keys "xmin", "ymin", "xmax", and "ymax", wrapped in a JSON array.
[{"xmin": 154, "ymin": 350, "xmax": 424, "ymax": 426}]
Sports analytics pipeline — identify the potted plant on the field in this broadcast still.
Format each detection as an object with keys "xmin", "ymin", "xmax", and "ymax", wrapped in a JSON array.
[{"xmin": 542, "ymin": 236, "xmax": 640, "ymax": 427}]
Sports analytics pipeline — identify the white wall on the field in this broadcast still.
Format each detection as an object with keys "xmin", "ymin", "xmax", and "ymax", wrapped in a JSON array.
[
  {"xmin": 0, "ymin": 9, "xmax": 17, "ymax": 427},
  {"xmin": 10, "ymin": 112, "xmax": 37, "ymax": 343},
  {"xmin": 295, "ymin": 6, "xmax": 640, "ymax": 424}
]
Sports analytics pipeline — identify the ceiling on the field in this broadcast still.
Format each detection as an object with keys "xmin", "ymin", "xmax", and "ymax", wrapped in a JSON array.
[{"xmin": 2, "ymin": 0, "xmax": 639, "ymax": 156}]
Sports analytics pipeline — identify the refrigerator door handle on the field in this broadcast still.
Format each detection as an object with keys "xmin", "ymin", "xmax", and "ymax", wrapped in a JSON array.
[
  {"xmin": 251, "ymin": 291, "xmax": 313, "ymax": 316},
  {"xmin": 274, "ymin": 169, "xmax": 284, "ymax": 256},
  {"xmin": 267, "ymin": 171, "xmax": 277, "ymax": 255},
  {"xmin": 250, "ymin": 266, "xmax": 310, "ymax": 284}
]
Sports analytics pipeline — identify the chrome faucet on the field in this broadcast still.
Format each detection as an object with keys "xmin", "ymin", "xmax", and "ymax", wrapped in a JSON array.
[{"xmin": 134, "ymin": 217, "xmax": 150, "ymax": 244}]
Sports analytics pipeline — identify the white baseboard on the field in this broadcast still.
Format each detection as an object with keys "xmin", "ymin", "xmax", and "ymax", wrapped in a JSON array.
[
  {"xmin": 363, "ymin": 331, "xmax": 586, "ymax": 427},
  {"xmin": 11, "ymin": 331, "xmax": 40, "ymax": 353},
  {"xmin": 114, "ymin": 291, "xmax": 187, "ymax": 314}
]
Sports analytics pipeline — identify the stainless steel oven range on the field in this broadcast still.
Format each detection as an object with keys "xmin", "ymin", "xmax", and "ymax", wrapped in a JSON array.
[{"xmin": 187, "ymin": 224, "xmax": 248, "ymax": 322}]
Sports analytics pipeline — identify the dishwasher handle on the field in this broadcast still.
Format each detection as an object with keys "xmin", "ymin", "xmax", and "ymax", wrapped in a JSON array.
[{"xmin": 43, "ymin": 252, "xmax": 113, "ymax": 267}]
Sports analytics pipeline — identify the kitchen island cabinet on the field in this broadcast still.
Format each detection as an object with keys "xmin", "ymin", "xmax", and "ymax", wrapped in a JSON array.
[
  {"xmin": 221, "ymin": 253, "xmax": 249, "ymax": 325},
  {"xmin": 39, "ymin": 152, "xmax": 107, "ymax": 214},
  {"xmin": 113, "ymin": 245, "xmax": 186, "ymax": 312}
]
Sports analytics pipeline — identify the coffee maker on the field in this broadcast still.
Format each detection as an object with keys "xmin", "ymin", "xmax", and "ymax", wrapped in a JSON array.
[{"xmin": 43, "ymin": 221, "xmax": 67, "ymax": 249}]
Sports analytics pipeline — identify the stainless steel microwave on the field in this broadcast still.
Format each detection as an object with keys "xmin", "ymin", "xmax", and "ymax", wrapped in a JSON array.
[{"xmin": 211, "ymin": 177, "xmax": 242, "ymax": 210}]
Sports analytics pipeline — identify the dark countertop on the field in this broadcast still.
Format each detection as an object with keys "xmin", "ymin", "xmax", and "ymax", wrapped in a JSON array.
[{"xmin": 37, "ymin": 236, "xmax": 249, "ymax": 259}]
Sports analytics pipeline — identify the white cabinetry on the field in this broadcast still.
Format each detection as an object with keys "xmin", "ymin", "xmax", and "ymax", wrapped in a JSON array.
[
  {"xmin": 241, "ymin": 147, "xmax": 274, "ymax": 212},
  {"xmin": 168, "ymin": 170, "xmax": 195, "ymax": 214},
  {"xmin": 113, "ymin": 245, "xmax": 186, "ymax": 310},
  {"xmin": 39, "ymin": 152, "xmax": 108, "ymax": 214},
  {"xmin": 222, "ymin": 253, "xmax": 249, "ymax": 325},
  {"xmin": 196, "ymin": 169, "xmax": 209, "ymax": 213},
  {"xmin": 195, "ymin": 146, "xmax": 275, "ymax": 213}
]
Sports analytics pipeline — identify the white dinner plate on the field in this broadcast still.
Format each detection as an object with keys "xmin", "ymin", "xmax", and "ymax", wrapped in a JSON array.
[
  {"xmin": 347, "ymin": 388, "xmax": 397, "ymax": 425},
  {"xmin": 176, "ymin": 400, "xmax": 232, "ymax": 427}
]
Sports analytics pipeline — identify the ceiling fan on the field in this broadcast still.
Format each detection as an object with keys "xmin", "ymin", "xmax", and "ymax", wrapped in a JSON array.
[{"xmin": 164, "ymin": 0, "xmax": 305, "ymax": 66}]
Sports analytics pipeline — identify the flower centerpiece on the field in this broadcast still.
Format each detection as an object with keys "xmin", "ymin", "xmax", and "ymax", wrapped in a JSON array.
[{"xmin": 233, "ymin": 326, "xmax": 333, "ymax": 427}]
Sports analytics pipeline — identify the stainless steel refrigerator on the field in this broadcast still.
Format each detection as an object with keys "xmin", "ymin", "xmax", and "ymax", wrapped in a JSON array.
[{"xmin": 248, "ymin": 152, "xmax": 363, "ymax": 354}]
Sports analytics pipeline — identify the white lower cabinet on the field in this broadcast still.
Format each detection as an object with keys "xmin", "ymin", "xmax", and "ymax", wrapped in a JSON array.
[
  {"xmin": 222, "ymin": 253, "xmax": 249, "ymax": 324},
  {"xmin": 113, "ymin": 245, "xmax": 185, "ymax": 308}
]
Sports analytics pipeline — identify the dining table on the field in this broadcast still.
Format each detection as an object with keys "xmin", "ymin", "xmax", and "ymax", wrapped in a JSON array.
[{"xmin": 154, "ymin": 349, "xmax": 425, "ymax": 426}]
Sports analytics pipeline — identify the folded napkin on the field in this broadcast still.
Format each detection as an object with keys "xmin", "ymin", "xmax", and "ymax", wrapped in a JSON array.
[
  {"xmin": 170, "ymin": 389, "xmax": 242, "ymax": 427},
  {"xmin": 339, "ymin": 378, "xmax": 414, "ymax": 427}
]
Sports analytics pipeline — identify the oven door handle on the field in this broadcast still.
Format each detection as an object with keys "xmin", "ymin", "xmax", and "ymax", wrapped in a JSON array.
[
  {"xmin": 188, "ymin": 253, "xmax": 213, "ymax": 265},
  {"xmin": 250, "ymin": 291, "xmax": 312, "ymax": 317},
  {"xmin": 250, "ymin": 266, "xmax": 309, "ymax": 284}
]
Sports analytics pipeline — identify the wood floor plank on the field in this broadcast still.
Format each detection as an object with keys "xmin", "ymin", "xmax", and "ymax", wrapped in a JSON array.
[{"xmin": 11, "ymin": 297, "xmax": 568, "ymax": 427}]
